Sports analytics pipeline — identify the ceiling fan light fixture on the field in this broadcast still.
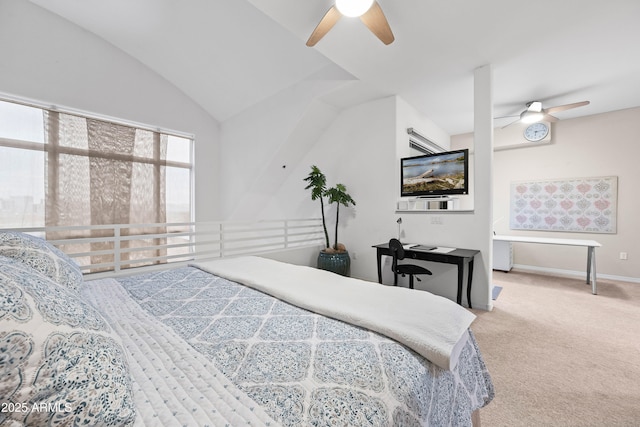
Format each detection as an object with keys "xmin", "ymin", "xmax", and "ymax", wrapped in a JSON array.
[
  {"xmin": 335, "ymin": 0, "xmax": 374, "ymax": 17},
  {"xmin": 520, "ymin": 110, "xmax": 544, "ymax": 124}
]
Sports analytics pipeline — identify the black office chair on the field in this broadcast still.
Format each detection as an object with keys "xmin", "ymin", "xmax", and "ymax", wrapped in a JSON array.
[{"xmin": 389, "ymin": 238, "xmax": 432, "ymax": 289}]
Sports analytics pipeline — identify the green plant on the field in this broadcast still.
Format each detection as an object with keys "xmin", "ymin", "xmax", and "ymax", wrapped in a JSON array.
[
  {"xmin": 325, "ymin": 183, "xmax": 356, "ymax": 251},
  {"xmin": 303, "ymin": 165, "xmax": 330, "ymax": 248},
  {"xmin": 303, "ymin": 166, "xmax": 356, "ymax": 252}
]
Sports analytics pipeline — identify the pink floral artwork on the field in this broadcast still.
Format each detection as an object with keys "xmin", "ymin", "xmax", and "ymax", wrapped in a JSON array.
[
  {"xmin": 560, "ymin": 200, "xmax": 573, "ymax": 211},
  {"xmin": 577, "ymin": 183, "xmax": 591, "ymax": 194},
  {"xmin": 510, "ymin": 176, "xmax": 616, "ymax": 233},
  {"xmin": 576, "ymin": 217, "xmax": 591, "ymax": 227}
]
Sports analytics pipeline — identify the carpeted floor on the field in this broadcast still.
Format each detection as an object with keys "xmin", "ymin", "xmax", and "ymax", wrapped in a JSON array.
[{"xmin": 471, "ymin": 270, "xmax": 640, "ymax": 427}]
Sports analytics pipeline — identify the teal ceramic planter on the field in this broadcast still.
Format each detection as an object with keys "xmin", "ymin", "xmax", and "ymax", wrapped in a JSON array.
[{"xmin": 317, "ymin": 251, "xmax": 351, "ymax": 277}]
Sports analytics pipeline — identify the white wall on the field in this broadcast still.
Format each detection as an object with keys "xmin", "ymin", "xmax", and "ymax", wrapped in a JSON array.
[
  {"xmin": 310, "ymin": 96, "xmax": 399, "ymax": 281},
  {"xmin": 219, "ymin": 75, "xmax": 352, "ymax": 220},
  {"xmin": 452, "ymin": 107, "xmax": 640, "ymax": 282},
  {"xmin": 0, "ymin": 0, "xmax": 221, "ymax": 221},
  {"xmin": 224, "ymin": 95, "xmax": 399, "ymax": 273}
]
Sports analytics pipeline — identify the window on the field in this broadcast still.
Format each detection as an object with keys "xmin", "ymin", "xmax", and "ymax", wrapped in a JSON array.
[
  {"xmin": 0, "ymin": 98, "xmax": 194, "ymax": 271},
  {"xmin": 0, "ymin": 101, "xmax": 46, "ymax": 228}
]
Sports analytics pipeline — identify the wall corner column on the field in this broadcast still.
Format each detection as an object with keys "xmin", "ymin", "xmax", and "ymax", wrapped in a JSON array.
[{"xmin": 473, "ymin": 64, "xmax": 494, "ymax": 310}]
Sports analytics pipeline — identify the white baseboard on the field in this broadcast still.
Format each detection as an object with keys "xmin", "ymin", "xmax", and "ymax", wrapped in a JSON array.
[
  {"xmin": 471, "ymin": 302, "xmax": 493, "ymax": 311},
  {"xmin": 511, "ymin": 264, "xmax": 640, "ymax": 284}
]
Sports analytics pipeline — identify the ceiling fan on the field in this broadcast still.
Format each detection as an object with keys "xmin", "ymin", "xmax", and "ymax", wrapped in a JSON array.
[
  {"xmin": 306, "ymin": 0, "xmax": 394, "ymax": 47},
  {"xmin": 498, "ymin": 100, "xmax": 590, "ymax": 128}
]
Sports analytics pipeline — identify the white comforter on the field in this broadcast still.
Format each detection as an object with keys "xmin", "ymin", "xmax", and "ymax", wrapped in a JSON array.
[{"xmin": 193, "ymin": 256, "xmax": 476, "ymax": 371}]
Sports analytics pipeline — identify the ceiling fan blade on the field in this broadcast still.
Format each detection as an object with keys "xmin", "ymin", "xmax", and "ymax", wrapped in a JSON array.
[
  {"xmin": 360, "ymin": 1, "xmax": 394, "ymax": 45},
  {"xmin": 306, "ymin": 6, "xmax": 341, "ymax": 46},
  {"xmin": 501, "ymin": 118, "xmax": 521, "ymax": 129},
  {"xmin": 542, "ymin": 113, "xmax": 559, "ymax": 122},
  {"xmin": 494, "ymin": 114, "xmax": 520, "ymax": 120},
  {"xmin": 543, "ymin": 101, "xmax": 590, "ymax": 114}
]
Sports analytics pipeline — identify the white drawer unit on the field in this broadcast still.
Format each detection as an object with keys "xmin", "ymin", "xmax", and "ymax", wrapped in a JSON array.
[{"xmin": 492, "ymin": 239, "xmax": 513, "ymax": 272}]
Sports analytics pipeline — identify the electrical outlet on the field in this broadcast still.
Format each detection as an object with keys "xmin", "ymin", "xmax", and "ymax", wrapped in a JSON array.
[
  {"xmin": 430, "ymin": 216, "xmax": 443, "ymax": 225},
  {"xmin": 620, "ymin": 252, "xmax": 628, "ymax": 260}
]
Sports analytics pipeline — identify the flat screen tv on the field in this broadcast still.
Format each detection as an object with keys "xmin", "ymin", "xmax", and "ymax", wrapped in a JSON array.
[{"xmin": 400, "ymin": 149, "xmax": 469, "ymax": 197}]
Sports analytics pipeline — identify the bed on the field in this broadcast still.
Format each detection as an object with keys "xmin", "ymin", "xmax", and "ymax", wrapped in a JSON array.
[{"xmin": 0, "ymin": 231, "xmax": 494, "ymax": 426}]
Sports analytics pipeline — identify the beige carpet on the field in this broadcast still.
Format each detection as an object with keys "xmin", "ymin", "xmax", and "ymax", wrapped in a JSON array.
[{"xmin": 471, "ymin": 270, "xmax": 640, "ymax": 427}]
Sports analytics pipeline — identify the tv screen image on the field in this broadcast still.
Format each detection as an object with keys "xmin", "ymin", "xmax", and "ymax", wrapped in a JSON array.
[{"xmin": 401, "ymin": 149, "xmax": 469, "ymax": 197}]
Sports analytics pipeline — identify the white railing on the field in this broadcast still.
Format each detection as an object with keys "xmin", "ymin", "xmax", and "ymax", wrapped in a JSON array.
[{"xmin": 4, "ymin": 219, "xmax": 324, "ymax": 278}]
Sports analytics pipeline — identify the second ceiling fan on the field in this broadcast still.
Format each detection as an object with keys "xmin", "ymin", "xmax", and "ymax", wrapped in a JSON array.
[
  {"xmin": 306, "ymin": 0, "xmax": 394, "ymax": 47},
  {"xmin": 499, "ymin": 100, "xmax": 590, "ymax": 128}
]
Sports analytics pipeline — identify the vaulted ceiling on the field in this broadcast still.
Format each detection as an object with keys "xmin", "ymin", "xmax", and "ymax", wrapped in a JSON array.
[{"xmin": 29, "ymin": 0, "xmax": 640, "ymax": 135}]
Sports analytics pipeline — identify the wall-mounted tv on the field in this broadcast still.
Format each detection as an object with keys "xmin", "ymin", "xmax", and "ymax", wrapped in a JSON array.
[{"xmin": 400, "ymin": 149, "xmax": 469, "ymax": 197}]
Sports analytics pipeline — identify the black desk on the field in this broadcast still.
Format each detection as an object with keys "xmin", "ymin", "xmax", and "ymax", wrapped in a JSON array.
[{"xmin": 373, "ymin": 243, "xmax": 480, "ymax": 308}]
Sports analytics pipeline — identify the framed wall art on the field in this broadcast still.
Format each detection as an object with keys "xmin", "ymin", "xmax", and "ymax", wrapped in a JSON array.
[{"xmin": 510, "ymin": 176, "xmax": 617, "ymax": 233}]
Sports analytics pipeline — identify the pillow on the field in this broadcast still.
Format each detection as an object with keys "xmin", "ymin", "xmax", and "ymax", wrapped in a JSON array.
[
  {"xmin": 0, "ymin": 231, "xmax": 83, "ymax": 292},
  {"xmin": 0, "ymin": 256, "xmax": 136, "ymax": 426}
]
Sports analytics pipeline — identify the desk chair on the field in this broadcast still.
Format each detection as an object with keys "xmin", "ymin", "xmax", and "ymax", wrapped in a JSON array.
[{"xmin": 389, "ymin": 238, "xmax": 432, "ymax": 289}]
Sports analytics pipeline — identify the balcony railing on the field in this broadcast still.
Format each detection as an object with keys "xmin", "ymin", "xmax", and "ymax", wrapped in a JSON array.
[{"xmin": 4, "ymin": 219, "xmax": 324, "ymax": 278}]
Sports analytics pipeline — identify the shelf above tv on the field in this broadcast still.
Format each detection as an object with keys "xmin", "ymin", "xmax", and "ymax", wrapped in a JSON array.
[{"xmin": 397, "ymin": 197, "xmax": 460, "ymax": 211}]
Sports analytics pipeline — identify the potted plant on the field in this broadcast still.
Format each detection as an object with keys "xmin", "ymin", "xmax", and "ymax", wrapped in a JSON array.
[{"xmin": 304, "ymin": 166, "xmax": 356, "ymax": 276}]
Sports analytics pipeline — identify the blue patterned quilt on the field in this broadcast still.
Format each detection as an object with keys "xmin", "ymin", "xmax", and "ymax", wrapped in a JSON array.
[{"xmin": 116, "ymin": 266, "xmax": 494, "ymax": 426}]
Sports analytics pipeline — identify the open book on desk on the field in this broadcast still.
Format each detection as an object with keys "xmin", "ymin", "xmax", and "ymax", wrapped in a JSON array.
[{"xmin": 412, "ymin": 245, "xmax": 457, "ymax": 254}]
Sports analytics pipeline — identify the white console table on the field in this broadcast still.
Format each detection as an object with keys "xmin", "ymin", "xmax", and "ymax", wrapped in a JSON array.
[{"xmin": 493, "ymin": 235, "xmax": 602, "ymax": 294}]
